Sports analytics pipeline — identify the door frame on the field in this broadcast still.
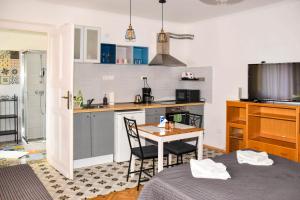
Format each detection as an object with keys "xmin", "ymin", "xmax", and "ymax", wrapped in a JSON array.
[{"xmin": 0, "ymin": 20, "xmax": 74, "ymax": 178}]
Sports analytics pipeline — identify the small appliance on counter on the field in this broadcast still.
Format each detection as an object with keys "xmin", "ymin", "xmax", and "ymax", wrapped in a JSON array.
[
  {"xmin": 103, "ymin": 94, "xmax": 108, "ymax": 105},
  {"xmin": 176, "ymin": 89, "xmax": 200, "ymax": 103},
  {"xmin": 108, "ymin": 92, "xmax": 115, "ymax": 105},
  {"xmin": 134, "ymin": 94, "xmax": 142, "ymax": 104},
  {"xmin": 142, "ymin": 77, "xmax": 154, "ymax": 104},
  {"xmin": 142, "ymin": 87, "xmax": 154, "ymax": 104}
]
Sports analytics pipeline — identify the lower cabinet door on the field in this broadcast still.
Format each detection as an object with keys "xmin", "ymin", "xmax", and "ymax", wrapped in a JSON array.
[
  {"xmin": 91, "ymin": 112, "xmax": 114, "ymax": 157},
  {"xmin": 74, "ymin": 113, "xmax": 92, "ymax": 160}
]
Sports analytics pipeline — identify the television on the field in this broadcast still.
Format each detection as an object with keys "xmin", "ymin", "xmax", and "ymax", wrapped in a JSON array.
[{"xmin": 248, "ymin": 62, "xmax": 300, "ymax": 102}]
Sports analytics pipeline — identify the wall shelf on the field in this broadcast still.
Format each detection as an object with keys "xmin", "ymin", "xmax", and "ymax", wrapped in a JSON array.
[
  {"xmin": 133, "ymin": 46, "xmax": 148, "ymax": 65},
  {"xmin": 249, "ymin": 136, "xmax": 296, "ymax": 149},
  {"xmin": 101, "ymin": 43, "xmax": 116, "ymax": 64},
  {"xmin": 100, "ymin": 43, "xmax": 149, "ymax": 65},
  {"xmin": 180, "ymin": 77, "xmax": 205, "ymax": 81},
  {"xmin": 116, "ymin": 45, "xmax": 132, "ymax": 65},
  {"xmin": 248, "ymin": 112, "xmax": 296, "ymax": 121}
]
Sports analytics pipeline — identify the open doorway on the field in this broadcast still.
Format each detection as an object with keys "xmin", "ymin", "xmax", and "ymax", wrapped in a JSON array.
[{"xmin": 0, "ymin": 29, "xmax": 47, "ymax": 163}]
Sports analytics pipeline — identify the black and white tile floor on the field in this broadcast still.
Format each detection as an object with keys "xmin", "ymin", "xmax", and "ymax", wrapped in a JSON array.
[{"xmin": 29, "ymin": 148, "xmax": 223, "ymax": 200}]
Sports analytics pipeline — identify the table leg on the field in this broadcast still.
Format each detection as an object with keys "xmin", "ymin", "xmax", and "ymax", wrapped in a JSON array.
[
  {"xmin": 130, "ymin": 155, "xmax": 136, "ymax": 178},
  {"xmin": 197, "ymin": 131, "xmax": 204, "ymax": 160},
  {"xmin": 158, "ymin": 141, "xmax": 164, "ymax": 172},
  {"xmin": 168, "ymin": 154, "xmax": 172, "ymax": 166}
]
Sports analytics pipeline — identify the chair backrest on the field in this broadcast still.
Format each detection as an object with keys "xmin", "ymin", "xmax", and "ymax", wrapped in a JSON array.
[
  {"xmin": 183, "ymin": 113, "xmax": 203, "ymax": 147},
  {"xmin": 123, "ymin": 117, "xmax": 144, "ymax": 157}
]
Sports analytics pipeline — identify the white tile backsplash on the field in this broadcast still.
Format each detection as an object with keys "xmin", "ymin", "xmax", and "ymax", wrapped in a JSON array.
[{"xmin": 74, "ymin": 64, "xmax": 212, "ymax": 104}]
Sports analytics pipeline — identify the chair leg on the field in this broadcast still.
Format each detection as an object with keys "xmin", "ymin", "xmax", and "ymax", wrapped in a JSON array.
[
  {"xmin": 166, "ymin": 155, "xmax": 169, "ymax": 168},
  {"xmin": 137, "ymin": 159, "xmax": 144, "ymax": 191},
  {"xmin": 127, "ymin": 153, "xmax": 132, "ymax": 182},
  {"xmin": 194, "ymin": 150, "xmax": 198, "ymax": 160},
  {"xmin": 180, "ymin": 155, "xmax": 183, "ymax": 164},
  {"xmin": 152, "ymin": 158, "xmax": 155, "ymax": 176}
]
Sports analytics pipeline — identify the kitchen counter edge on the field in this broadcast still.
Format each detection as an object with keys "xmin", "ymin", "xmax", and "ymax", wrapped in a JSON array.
[{"xmin": 73, "ymin": 102, "xmax": 205, "ymax": 114}]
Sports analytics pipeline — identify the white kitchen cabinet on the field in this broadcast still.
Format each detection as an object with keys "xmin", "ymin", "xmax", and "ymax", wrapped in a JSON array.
[
  {"xmin": 114, "ymin": 110, "xmax": 145, "ymax": 162},
  {"xmin": 74, "ymin": 26, "xmax": 101, "ymax": 63},
  {"xmin": 74, "ymin": 26, "xmax": 84, "ymax": 62}
]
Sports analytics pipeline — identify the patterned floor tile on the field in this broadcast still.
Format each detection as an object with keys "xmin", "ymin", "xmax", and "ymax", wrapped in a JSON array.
[{"xmin": 29, "ymin": 148, "xmax": 223, "ymax": 199}]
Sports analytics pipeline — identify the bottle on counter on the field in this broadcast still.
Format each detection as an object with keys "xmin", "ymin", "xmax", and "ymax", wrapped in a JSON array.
[
  {"xmin": 77, "ymin": 90, "xmax": 84, "ymax": 108},
  {"xmin": 103, "ymin": 93, "xmax": 108, "ymax": 106}
]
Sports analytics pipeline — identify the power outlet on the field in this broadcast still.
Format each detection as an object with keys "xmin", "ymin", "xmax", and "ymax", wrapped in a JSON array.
[{"xmin": 141, "ymin": 76, "xmax": 147, "ymax": 80}]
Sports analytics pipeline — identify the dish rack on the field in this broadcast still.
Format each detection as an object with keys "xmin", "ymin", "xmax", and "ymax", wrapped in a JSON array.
[{"xmin": 0, "ymin": 95, "xmax": 18, "ymax": 143}]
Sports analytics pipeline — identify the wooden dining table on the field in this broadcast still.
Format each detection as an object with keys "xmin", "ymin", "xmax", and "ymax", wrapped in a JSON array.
[{"xmin": 132, "ymin": 123, "xmax": 204, "ymax": 173}]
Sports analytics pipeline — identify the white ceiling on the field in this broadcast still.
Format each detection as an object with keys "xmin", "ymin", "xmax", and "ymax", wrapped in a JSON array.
[{"xmin": 37, "ymin": 0, "xmax": 285, "ymax": 23}]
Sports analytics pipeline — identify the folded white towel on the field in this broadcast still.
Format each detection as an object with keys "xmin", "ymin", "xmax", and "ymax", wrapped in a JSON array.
[
  {"xmin": 237, "ymin": 150, "xmax": 274, "ymax": 166},
  {"xmin": 190, "ymin": 159, "xmax": 231, "ymax": 180}
]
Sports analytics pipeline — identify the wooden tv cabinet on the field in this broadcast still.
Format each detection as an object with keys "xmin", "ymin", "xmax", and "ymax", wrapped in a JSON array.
[{"xmin": 226, "ymin": 101, "xmax": 300, "ymax": 162}]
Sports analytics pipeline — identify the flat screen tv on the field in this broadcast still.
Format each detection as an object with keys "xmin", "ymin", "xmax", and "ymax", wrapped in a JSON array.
[{"xmin": 248, "ymin": 62, "xmax": 300, "ymax": 102}]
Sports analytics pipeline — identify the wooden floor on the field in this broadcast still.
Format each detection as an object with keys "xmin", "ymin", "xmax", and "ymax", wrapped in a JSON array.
[{"xmin": 90, "ymin": 187, "xmax": 142, "ymax": 200}]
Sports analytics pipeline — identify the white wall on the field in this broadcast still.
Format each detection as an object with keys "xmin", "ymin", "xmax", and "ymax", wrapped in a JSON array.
[
  {"xmin": 186, "ymin": 0, "xmax": 300, "ymax": 149},
  {"xmin": 2, "ymin": 0, "xmax": 299, "ymax": 149},
  {"xmin": 0, "ymin": 0, "xmax": 190, "ymax": 63},
  {"xmin": 0, "ymin": 29, "xmax": 47, "ymax": 97},
  {"xmin": 0, "ymin": 29, "xmax": 47, "ymax": 51}
]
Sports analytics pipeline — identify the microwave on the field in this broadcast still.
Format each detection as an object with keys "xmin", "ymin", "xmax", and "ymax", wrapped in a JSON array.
[{"xmin": 176, "ymin": 89, "xmax": 200, "ymax": 103}]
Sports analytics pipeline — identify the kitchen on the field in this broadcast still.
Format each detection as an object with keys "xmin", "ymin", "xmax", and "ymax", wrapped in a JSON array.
[{"xmin": 72, "ymin": 25, "xmax": 212, "ymax": 168}]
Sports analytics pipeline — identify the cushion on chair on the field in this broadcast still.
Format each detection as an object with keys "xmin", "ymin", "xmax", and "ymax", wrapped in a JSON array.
[
  {"xmin": 164, "ymin": 141, "xmax": 197, "ymax": 155},
  {"xmin": 132, "ymin": 145, "xmax": 169, "ymax": 159}
]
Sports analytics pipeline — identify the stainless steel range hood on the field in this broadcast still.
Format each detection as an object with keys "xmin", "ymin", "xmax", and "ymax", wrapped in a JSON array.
[{"xmin": 149, "ymin": 33, "xmax": 194, "ymax": 67}]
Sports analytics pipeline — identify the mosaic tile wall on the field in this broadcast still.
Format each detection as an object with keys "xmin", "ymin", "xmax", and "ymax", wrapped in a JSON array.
[{"xmin": 0, "ymin": 51, "xmax": 20, "ymax": 85}]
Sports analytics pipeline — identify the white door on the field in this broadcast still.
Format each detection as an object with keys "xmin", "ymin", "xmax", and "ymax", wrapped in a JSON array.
[{"xmin": 46, "ymin": 23, "xmax": 74, "ymax": 179}]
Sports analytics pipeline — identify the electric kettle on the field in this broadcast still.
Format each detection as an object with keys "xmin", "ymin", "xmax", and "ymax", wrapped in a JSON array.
[{"xmin": 134, "ymin": 94, "xmax": 142, "ymax": 104}]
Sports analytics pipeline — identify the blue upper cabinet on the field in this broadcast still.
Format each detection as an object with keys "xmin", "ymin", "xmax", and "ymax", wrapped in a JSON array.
[
  {"xmin": 133, "ymin": 47, "xmax": 149, "ymax": 65},
  {"xmin": 101, "ymin": 43, "xmax": 116, "ymax": 64}
]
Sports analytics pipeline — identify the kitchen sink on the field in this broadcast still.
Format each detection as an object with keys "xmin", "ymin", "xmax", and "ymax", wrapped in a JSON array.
[{"xmin": 82, "ymin": 104, "xmax": 104, "ymax": 109}]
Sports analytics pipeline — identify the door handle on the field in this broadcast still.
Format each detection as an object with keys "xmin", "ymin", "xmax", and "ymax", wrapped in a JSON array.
[{"xmin": 62, "ymin": 91, "xmax": 72, "ymax": 110}]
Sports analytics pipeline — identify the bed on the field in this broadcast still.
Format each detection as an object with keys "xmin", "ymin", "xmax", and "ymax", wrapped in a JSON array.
[{"xmin": 139, "ymin": 152, "xmax": 300, "ymax": 200}]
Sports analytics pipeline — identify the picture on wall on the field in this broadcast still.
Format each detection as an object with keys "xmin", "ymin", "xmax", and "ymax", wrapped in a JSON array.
[{"xmin": 0, "ymin": 50, "xmax": 20, "ymax": 85}]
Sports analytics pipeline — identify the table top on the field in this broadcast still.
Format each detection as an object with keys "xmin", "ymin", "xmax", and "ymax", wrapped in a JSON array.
[{"xmin": 137, "ymin": 123, "xmax": 204, "ymax": 137}]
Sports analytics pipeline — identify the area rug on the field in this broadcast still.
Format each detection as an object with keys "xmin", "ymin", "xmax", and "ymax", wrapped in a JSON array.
[{"xmin": 0, "ymin": 164, "xmax": 52, "ymax": 200}]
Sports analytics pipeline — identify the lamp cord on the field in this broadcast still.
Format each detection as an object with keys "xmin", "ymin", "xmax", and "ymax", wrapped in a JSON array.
[
  {"xmin": 130, "ymin": 0, "xmax": 132, "ymax": 25},
  {"xmin": 161, "ymin": 2, "xmax": 164, "ymax": 30}
]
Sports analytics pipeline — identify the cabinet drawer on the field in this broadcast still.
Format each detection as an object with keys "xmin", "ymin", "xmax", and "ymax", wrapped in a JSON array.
[
  {"xmin": 247, "ymin": 140, "xmax": 266, "ymax": 152},
  {"xmin": 264, "ymin": 144, "xmax": 297, "ymax": 161},
  {"xmin": 248, "ymin": 140, "xmax": 297, "ymax": 161}
]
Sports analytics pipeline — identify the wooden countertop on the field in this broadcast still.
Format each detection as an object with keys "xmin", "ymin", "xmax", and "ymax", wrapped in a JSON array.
[{"xmin": 73, "ymin": 102, "xmax": 205, "ymax": 113}]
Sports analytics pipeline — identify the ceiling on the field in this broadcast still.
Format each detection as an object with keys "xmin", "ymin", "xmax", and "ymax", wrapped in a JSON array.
[{"xmin": 37, "ymin": 0, "xmax": 285, "ymax": 23}]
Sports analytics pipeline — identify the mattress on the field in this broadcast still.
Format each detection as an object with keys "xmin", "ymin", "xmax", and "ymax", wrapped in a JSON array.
[{"xmin": 139, "ymin": 152, "xmax": 300, "ymax": 200}]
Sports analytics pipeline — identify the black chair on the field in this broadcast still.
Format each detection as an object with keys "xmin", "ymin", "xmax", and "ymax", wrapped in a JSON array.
[
  {"xmin": 164, "ymin": 113, "xmax": 203, "ymax": 165},
  {"xmin": 124, "ymin": 117, "xmax": 169, "ymax": 190}
]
